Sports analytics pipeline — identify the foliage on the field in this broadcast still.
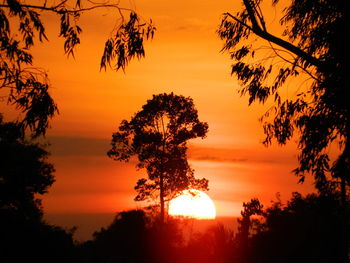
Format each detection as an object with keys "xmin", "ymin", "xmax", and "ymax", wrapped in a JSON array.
[
  {"xmin": 217, "ymin": 0, "xmax": 350, "ymax": 198},
  {"xmin": 237, "ymin": 198, "xmax": 263, "ymax": 243},
  {"xmin": 108, "ymin": 93, "xmax": 209, "ymax": 221},
  {"xmin": 0, "ymin": 0, "xmax": 155, "ymax": 137},
  {"xmin": 0, "ymin": 212, "xmax": 75, "ymax": 263},
  {"xmin": 0, "ymin": 114, "xmax": 75, "ymax": 263},
  {"xmin": 77, "ymin": 210, "xmax": 183, "ymax": 263},
  {"xmin": 77, "ymin": 210, "xmax": 148, "ymax": 263},
  {"xmin": 244, "ymin": 193, "xmax": 349, "ymax": 263},
  {"xmin": 76, "ymin": 193, "xmax": 349, "ymax": 263},
  {"xmin": 0, "ymin": 114, "xmax": 54, "ymax": 219},
  {"xmin": 77, "ymin": 210, "xmax": 234, "ymax": 263}
]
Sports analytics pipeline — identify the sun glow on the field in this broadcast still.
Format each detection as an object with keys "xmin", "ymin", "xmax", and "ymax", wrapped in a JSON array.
[{"xmin": 168, "ymin": 189, "xmax": 216, "ymax": 219}]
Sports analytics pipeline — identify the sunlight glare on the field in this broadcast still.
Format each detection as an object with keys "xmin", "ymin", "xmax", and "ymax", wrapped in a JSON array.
[{"xmin": 168, "ymin": 189, "xmax": 216, "ymax": 219}]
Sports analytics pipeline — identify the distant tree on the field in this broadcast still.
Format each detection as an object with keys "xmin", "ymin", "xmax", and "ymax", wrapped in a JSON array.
[
  {"xmin": 78, "ymin": 210, "xmax": 148, "ymax": 263},
  {"xmin": 108, "ymin": 93, "xmax": 209, "ymax": 223},
  {"xmin": 245, "ymin": 193, "xmax": 349, "ymax": 263},
  {"xmin": 0, "ymin": 114, "xmax": 54, "ymax": 219},
  {"xmin": 0, "ymin": 0, "xmax": 155, "ymax": 137},
  {"xmin": 237, "ymin": 198, "xmax": 263, "ymax": 246},
  {"xmin": 217, "ymin": 0, "xmax": 350, "ymax": 202},
  {"xmin": 77, "ymin": 209, "xmax": 184, "ymax": 263}
]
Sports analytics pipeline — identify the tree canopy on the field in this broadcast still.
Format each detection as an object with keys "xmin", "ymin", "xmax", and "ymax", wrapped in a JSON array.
[
  {"xmin": 0, "ymin": 0, "xmax": 155, "ymax": 137},
  {"xmin": 218, "ymin": 0, "xmax": 350, "ymax": 201},
  {"xmin": 233, "ymin": 193, "xmax": 349, "ymax": 263},
  {"xmin": 0, "ymin": 114, "xmax": 54, "ymax": 219},
  {"xmin": 108, "ymin": 93, "xmax": 209, "ymax": 222}
]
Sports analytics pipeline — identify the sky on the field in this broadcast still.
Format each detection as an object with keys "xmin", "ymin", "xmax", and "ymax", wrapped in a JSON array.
[{"xmin": 4, "ymin": 0, "xmax": 316, "ymax": 238}]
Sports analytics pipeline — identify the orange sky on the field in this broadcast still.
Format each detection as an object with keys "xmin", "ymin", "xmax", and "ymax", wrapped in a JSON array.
[{"xmin": 4, "ymin": 0, "xmax": 316, "ymax": 223}]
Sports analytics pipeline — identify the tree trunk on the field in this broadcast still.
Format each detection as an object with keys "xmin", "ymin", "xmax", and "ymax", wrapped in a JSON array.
[
  {"xmin": 159, "ymin": 171, "xmax": 165, "ymax": 224},
  {"xmin": 159, "ymin": 116, "xmax": 167, "ymax": 224}
]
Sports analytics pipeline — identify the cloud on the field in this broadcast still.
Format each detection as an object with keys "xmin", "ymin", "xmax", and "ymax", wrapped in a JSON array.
[
  {"xmin": 188, "ymin": 146, "xmax": 251, "ymax": 163},
  {"xmin": 46, "ymin": 136, "xmax": 110, "ymax": 157},
  {"xmin": 45, "ymin": 136, "xmax": 295, "ymax": 166},
  {"xmin": 191, "ymin": 154, "xmax": 248, "ymax": 163},
  {"xmin": 174, "ymin": 17, "xmax": 214, "ymax": 32},
  {"xmin": 188, "ymin": 145, "xmax": 296, "ymax": 165}
]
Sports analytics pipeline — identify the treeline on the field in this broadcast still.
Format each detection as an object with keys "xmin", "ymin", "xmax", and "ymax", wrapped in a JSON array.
[
  {"xmin": 2, "ymin": 192, "xmax": 347, "ymax": 263},
  {"xmin": 74, "ymin": 193, "xmax": 348, "ymax": 263}
]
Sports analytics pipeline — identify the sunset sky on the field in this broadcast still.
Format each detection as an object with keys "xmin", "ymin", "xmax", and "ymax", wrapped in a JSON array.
[{"xmin": 4, "ymin": 0, "xmax": 316, "ymax": 235}]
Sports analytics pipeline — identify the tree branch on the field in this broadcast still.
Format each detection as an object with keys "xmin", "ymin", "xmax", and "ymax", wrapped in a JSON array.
[
  {"xmin": 224, "ymin": 12, "xmax": 253, "ymax": 31},
  {"xmin": 228, "ymin": 0, "xmax": 325, "ymax": 72},
  {"xmin": 0, "ymin": 3, "xmax": 132, "ymax": 14}
]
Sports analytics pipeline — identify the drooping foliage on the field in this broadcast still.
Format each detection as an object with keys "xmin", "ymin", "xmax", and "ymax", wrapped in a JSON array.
[
  {"xmin": 218, "ymin": 0, "xmax": 350, "ymax": 199},
  {"xmin": 0, "ymin": 0, "xmax": 155, "ymax": 137},
  {"xmin": 108, "ymin": 93, "xmax": 209, "ymax": 222}
]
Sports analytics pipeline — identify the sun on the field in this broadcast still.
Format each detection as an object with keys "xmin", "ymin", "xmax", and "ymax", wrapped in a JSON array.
[{"xmin": 168, "ymin": 189, "xmax": 216, "ymax": 219}]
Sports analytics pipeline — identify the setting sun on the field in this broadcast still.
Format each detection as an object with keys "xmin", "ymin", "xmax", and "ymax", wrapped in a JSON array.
[{"xmin": 168, "ymin": 189, "xmax": 216, "ymax": 219}]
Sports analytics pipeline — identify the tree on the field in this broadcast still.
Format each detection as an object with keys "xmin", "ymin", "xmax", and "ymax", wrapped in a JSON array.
[
  {"xmin": 0, "ymin": 115, "xmax": 76, "ymax": 263},
  {"xmin": 217, "ymin": 0, "xmax": 349, "ymax": 203},
  {"xmin": 77, "ymin": 209, "xmax": 184, "ymax": 263},
  {"xmin": 108, "ymin": 93, "xmax": 209, "ymax": 223},
  {"xmin": 78, "ymin": 210, "xmax": 148, "ymax": 263},
  {"xmin": 245, "ymin": 193, "xmax": 349, "ymax": 263},
  {"xmin": 0, "ymin": 114, "xmax": 55, "ymax": 219},
  {"xmin": 0, "ymin": 0, "xmax": 155, "ymax": 137},
  {"xmin": 237, "ymin": 198, "xmax": 263, "ymax": 246}
]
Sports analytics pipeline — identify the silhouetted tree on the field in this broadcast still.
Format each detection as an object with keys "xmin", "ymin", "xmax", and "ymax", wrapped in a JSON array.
[
  {"xmin": 0, "ymin": 115, "xmax": 75, "ymax": 263},
  {"xmin": 76, "ymin": 195, "xmax": 349, "ymax": 263},
  {"xmin": 246, "ymin": 193, "xmax": 349, "ymax": 263},
  {"xmin": 218, "ymin": 0, "xmax": 349, "ymax": 202},
  {"xmin": 108, "ymin": 93, "xmax": 209, "ymax": 223},
  {"xmin": 0, "ymin": 114, "xmax": 54, "ymax": 219},
  {"xmin": 77, "ymin": 209, "xmax": 183, "ymax": 263},
  {"xmin": 237, "ymin": 198, "xmax": 263, "ymax": 250},
  {"xmin": 77, "ymin": 210, "xmax": 148, "ymax": 263},
  {"xmin": 0, "ymin": 0, "xmax": 155, "ymax": 137}
]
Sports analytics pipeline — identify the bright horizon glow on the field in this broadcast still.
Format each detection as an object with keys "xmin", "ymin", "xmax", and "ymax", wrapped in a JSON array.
[{"xmin": 168, "ymin": 189, "xmax": 216, "ymax": 219}]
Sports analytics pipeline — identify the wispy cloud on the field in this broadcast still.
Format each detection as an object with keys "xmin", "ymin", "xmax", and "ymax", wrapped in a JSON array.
[
  {"xmin": 188, "ymin": 145, "xmax": 296, "ymax": 165},
  {"xmin": 46, "ymin": 136, "xmax": 110, "ymax": 157},
  {"xmin": 46, "ymin": 136, "xmax": 296, "ymax": 166}
]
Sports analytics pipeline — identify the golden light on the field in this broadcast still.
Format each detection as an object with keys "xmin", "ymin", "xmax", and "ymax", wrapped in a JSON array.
[{"xmin": 168, "ymin": 189, "xmax": 216, "ymax": 219}]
